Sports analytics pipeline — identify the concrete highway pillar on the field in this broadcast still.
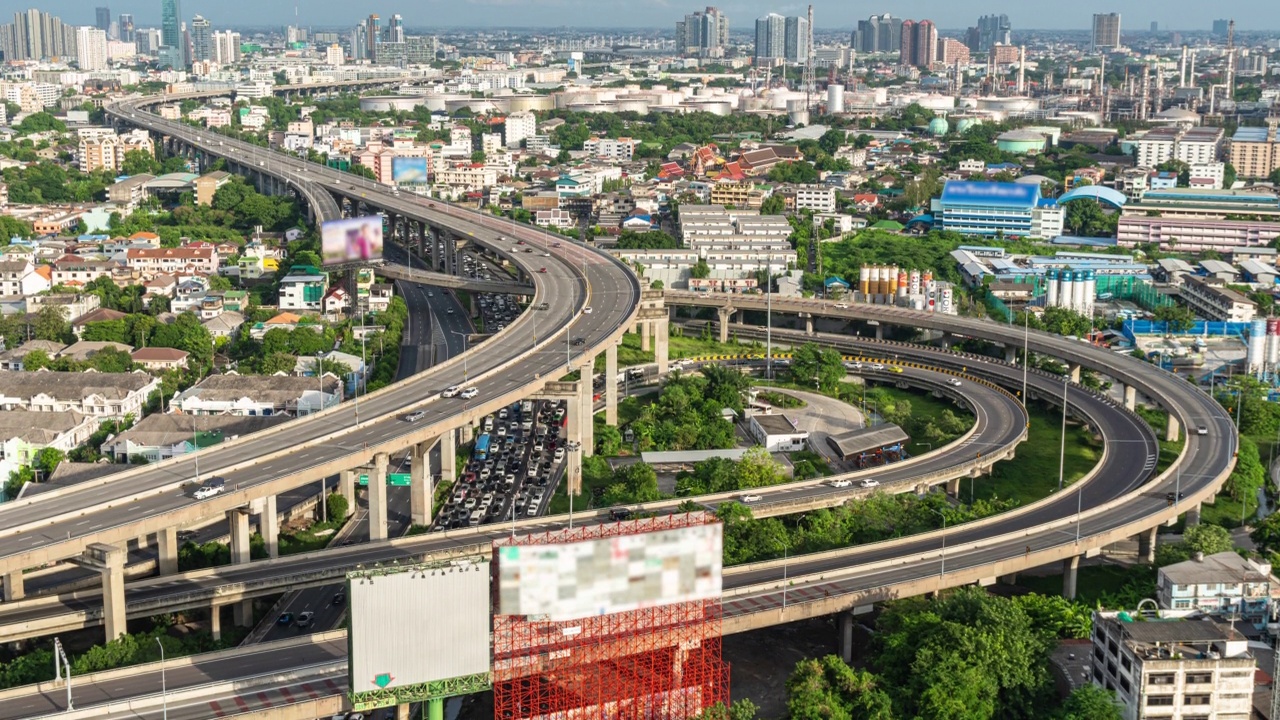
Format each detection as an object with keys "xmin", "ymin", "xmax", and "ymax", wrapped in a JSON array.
[
  {"xmin": 717, "ymin": 307, "xmax": 731, "ymax": 344},
  {"xmin": 340, "ymin": 469, "xmax": 357, "ymax": 506},
  {"xmin": 1004, "ymin": 345, "xmax": 1017, "ymax": 363},
  {"xmin": 566, "ymin": 389, "xmax": 583, "ymax": 495},
  {"xmin": 2, "ymin": 570, "xmax": 24, "ymax": 602},
  {"xmin": 839, "ymin": 612, "xmax": 854, "ymax": 664},
  {"xmin": 1185, "ymin": 502, "xmax": 1202, "ymax": 527},
  {"xmin": 228, "ymin": 508, "xmax": 251, "ymax": 565},
  {"xmin": 1000, "ymin": 573, "xmax": 1019, "ymax": 585},
  {"xmin": 210, "ymin": 603, "xmax": 222, "ymax": 641},
  {"xmin": 1068, "ymin": 363, "xmax": 1081, "ymax": 384},
  {"xmin": 99, "ymin": 544, "xmax": 127, "ymax": 641},
  {"xmin": 1166, "ymin": 415, "xmax": 1181, "ymax": 443},
  {"xmin": 1123, "ymin": 385, "xmax": 1136, "ymax": 411},
  {"xmin": 1062, "ymin": 555, "xmax": 1080, "ymax": 600},
  {"xmin": 946, "ymin": 477, "xmax": 961, "ymax": 496},
  {"xmin": 1137, "ymin": 527, "xmax": 1157, "ymax": 563},
  {"xmin": 440, "ymin": 430, "xmax": 457, "ymax": 484},
  {"xmin": 260, "ymin": 494, "xmax": 279, "ymax": 560},
  {"xmin": 640, "ymin": 320, "xmax": 651, "ymax": 352},
  {"xmin": 397, "ymin": 703, "xmax": 411, "ymax": 720},
  {"xmin": 461, "ymin": 422, "xmax": 474, "ymax": 444},
  {"xmin": 579, "ymin": 370, "xmax": 595, "ymax": 458},
  {"xmin": 605, "ymin": 344, "xmax": 619, "ymax": 426},
  {"xmin": 805, "ymin": 315, "xmax": 814, "ymax": 335},
  {"xmin": 655, "ymin": 320, "xmax": 669, "ymax": 375},
  {"xmin": 369, "ymin": 453, "xmax": 390, "ymax": 542},
  {"xmin": 874, "ymin": 324, "xmax": 884, "ymax": 341},
  {"xmin": 157, "ymin": 526, "xmax": 179, "ymax": 575},
  {"xmin": 410, "ymin": 441, "xmax": 433, "ymax": 527}
]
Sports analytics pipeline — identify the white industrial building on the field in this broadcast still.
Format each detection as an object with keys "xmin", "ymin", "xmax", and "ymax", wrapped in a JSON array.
[{"xmin": 746, "ymin": 413, "xmax": 809, "ymax": 452}]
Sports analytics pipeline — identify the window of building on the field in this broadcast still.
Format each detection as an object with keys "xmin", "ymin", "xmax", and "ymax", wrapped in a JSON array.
[
  {"xmin": 1183, "ymin": 695, "xmax": 1211, "ymax": 705},
  {"xmin": 1148, "ymin": 674, "xmax": 1177, "ymax": 685},
  {"xmin": 1185, "ymin": 673, "xmax": 1213, "ymax": 684},
  {"xmin": 1146, "ymin": 695, "xmax": 1174, "ymax": 706}
]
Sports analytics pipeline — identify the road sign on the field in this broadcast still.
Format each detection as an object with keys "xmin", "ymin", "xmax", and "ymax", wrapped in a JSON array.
[{"xmin": 357, "ymin": 473, "xmax": 411, "ymax": 486}]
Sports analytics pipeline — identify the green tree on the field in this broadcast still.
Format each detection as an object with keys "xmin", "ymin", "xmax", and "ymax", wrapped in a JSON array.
[
  {"xmin": 150, "ymin": 313, "xmax": 214, "ymax": 369},
  {"xmin": 690, "ymin": 258, "xmax": 711, "ymax": 279},
  {"xmin": 602, "ymin": 462, "xmax": 661, "ymax": 505},
  {"xmin": 735, "ymin": 446, "xmax": 783, "ymax": 488},
  {"xmin": 767, "ymin": 161, "xmax": 819, "ymax": 184},
  {"xmin": 787, "ymin": 655, "xmax": 894, "ymax": 720},
  {"xmin": 1251, "ymin": 512, "xmax": 1280, "ymax": 554},
  {"xmin": 14, "ymin": 112, "xmax": 66, "ymax": 135},
  {"xmin": 31, "ymin": 447, "xmax": 64, "ymax": 478},
  {"xmin": 1056, "ymin": 685, "xmax": 1122, "ymax": 720},
  {"xmin": 595, "ymin": 423, "xmax": 623, "ymax": 456},
  {"xmin": 326, "ymin": 492, "xmax": 349, "ymax": 521},
  {"xmin": 616, "ymin": 230, "xmax": 679, "ymax": 249},
  {"xmin": 0, "ymin": 215, "xmax": 32, "ymax": 241},
  {"xmin": 33, "ymin": 304, "xmax": 69, "ymax": 343},
  {"xmin": 790, "ymin": 343, "xmax": 846, "ymax": 392},
  {"xmin": 1153, "ymin": 304, "xmax": 1195, "ymax": 332},
  {"xmin": 121, "ymin": 149, "xmax": 160, "ymax": 176},
  {"xmin": 759, "ymin": 193, "xmax": 786, "ymax": 215}
]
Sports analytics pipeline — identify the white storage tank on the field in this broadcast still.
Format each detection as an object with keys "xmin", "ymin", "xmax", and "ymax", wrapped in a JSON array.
[
  {"xmin": 1046, "ymin": 269, "xmax": 1059, "ymax": 308},
  {"xmin": 1083, "ymin": 271, "xmax": 1097, "ymax": 317},
  {"xmin": 909, "ymin": 270, "xmax": 921, "ymax": 296},
  {"xmin": 827, "ymin": 84, "xmax": 845, "ymax": 114},
  {"xmin": 1248, "ymin": 319, "xmax": 1267, "ymax": 372},
  {"xmin": 1059, "ymin": 271, "xmax": 1075, "ymax": 310}
]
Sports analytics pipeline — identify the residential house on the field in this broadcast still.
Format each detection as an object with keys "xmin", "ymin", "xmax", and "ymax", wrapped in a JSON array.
[
  {"xmin": 366, "ymin": 284, "xmax": 394, "ymax": 314},
  {"xmin": 0, "ymin": 259, "xmax": 50, "ymax": 297},
  {"xmin": 130, "ymin": 347, "xmax": 190, "ymax": 372},
  {"xmin": 293, "ymin": 350, "xmax": 368, "ymax": 395},
  {"xmin": 125, "ymin": 247, "xmax": 219, "ymax": 275},
  {"xmin": 0, "ymin": 370, "xmax": 159, "ymax": 420},
  {"xmin": 278, "ymin": 266, "xmax": 328, "ymax": 312},
  {"xmin": 57, "ymin": 340, "xmax": 133, "ymax": 363},
  {"xmin": 70, "ymin": 307, "xmax": 128, "ymax": 339},
  {"xmin": 172, "ymin": 373, "xmax": 341, "ymax": 416},
  {"xmin": 51, "ymin": 256, "xmax": 115, "ymax": 287},
  {"xmin": 1157, "ymin": 551, "xmax": 1275, "ymax": 625},
  {"xmin": 103, "ymin": 413, "xmax": 289, "ymax": 463},
  {"xmin": 535, "ymin": 209, "xmax": 575, "ymax": 228},
  {"xmin": 202, "ymin": 310, "xmax": 245, "ymax": 340},
  {"xmin": 0, "ymin": 410, "xmax": 98, "ymax": 486},
  {"xmin": 323, "ymin": 287, "xmax": 350, "ymax": 316},
  {"xmin": 0, "ymin": 341, "xmax": 67, "ymax": 371}
]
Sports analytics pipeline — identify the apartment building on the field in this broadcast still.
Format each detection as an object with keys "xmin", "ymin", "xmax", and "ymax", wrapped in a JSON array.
[
  {"xmin": 1157, "ymin": 551, "xmax": 1274, "ymax": 625},
  {"xmin": 1227, "ymin": 124, "xmax": 1280, "ymax": 179},
  {"xmin": 583, "ymin": 137, "xmax": 637, "ymax": 162},
  {"xmin": 793, "ymin": 184, "xmax": 837, "ymax": 213},
  {"xmin": 709, "ymin": 182, "xmax": 764, "ymax": 209},
  {"xmin": 278, "ymin": 266, "xmax": 328, "ymax": 312},
  {"xmin": 1178, "ymin": 275, "xmax": 1257, "ymax": 322},
  {"xmin": 1091, "ymin": 610, "xmax": 1254, "ymax": 720},
  {"xmin": 78, "ymin": 129, "xmax": 154, "ymax": 174},
  {"xmin": 0, "ymin": 259, "xmax": 50, "ymax": 296}
]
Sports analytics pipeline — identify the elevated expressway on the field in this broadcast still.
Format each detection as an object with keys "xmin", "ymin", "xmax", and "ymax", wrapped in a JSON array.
[{"xmin": 0, "ymin": 91, "xmax": 644, "ymax": 636}]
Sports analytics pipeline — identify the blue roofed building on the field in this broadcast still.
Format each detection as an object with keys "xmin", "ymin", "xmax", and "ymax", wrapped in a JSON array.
[{"xmin": 931, "ymin": 181, "xmax": 1065, "ymax": 239}]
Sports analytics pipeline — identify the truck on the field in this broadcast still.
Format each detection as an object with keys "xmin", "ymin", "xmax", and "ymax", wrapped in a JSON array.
[{"xmin": 475, "ymin": 433, "xmax": 491, "ymax": 461}]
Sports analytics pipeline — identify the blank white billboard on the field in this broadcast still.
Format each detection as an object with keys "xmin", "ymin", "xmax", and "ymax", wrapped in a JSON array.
[
  {"xmin": 497, "ymin": 524, "xmax": 723, "ymax": 621},
  {"xmin": 349, "ymin": 561, "xmax": 490, "ymax": 694}
]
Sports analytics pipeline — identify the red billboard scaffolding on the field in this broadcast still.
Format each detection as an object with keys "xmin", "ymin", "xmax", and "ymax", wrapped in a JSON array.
[{"xmin": 492, "ymin": 513, "xmax": 729, "ymax": 720}]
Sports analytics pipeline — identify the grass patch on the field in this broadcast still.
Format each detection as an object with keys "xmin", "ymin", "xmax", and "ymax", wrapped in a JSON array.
[
  {"xmin": 757, "ymin": 390, "xmax": 806, "ymax": 408},
  {"xmin": 1015, "ymin": 565, "xmax": 1156, "ymax": 607},
  {"xmin": 668, "ymin": 331, "xmax": 766, "ymax": 360},
  {"xmin": 971, "ymin": 402, "xmax": 1103, "ymax": 506},
  {"xmin": 862, "ymin": 384, "xmax": 973, "ymax": 456},
  {"xmin": 279, "ymin": 518, "xmax": 349, "ymax": 556},
  {"xmin": 548, "ymin": 457, "xmax": 614, "ymax": 515},
  {"xmin": 593, "ymin": 332, "xmax": 655, "ymax": 372}
]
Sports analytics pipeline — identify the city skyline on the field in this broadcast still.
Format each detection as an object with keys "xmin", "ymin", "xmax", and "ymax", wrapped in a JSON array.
[{"xmin": 13, "ymin": 0, "xmax": 1280, "ymax": 31}]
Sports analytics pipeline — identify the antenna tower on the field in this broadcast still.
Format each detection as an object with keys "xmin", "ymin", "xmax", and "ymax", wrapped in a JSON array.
[
  {"xmin": 1226, "ymin": 19, "xmax": 1236, "ymax": 100},
  {"xmin": 802, "ymin": 4, "xmax": 816, "ymax": 107}
]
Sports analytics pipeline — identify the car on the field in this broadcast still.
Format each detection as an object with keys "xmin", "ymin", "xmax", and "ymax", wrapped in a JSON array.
[
  {"xmin": 947, "ymin": 378, "xmax": 962, "ymax": 387},
  {"xmin": 572, "ymin": 337, "xmax": 585, "ymax": 346},
  {"xmin": 442, "ymin": 385, "xmax": 462, "ymax": 398},
  {"xmin": 404, "ymin": 410, "xmax": 427, "ymax": 422},
  {"xmin": 538, "ymin": 267, "xmax": 547, "ymax": 273},
  {"xmin": 869, "ymin": 363, "xmax": 886, "ymax": 371},
  {"xmin": 860, "ymin": 479, "xmax": 880, "ymax": 488},
  {"xmin": 447, "ymin": 308, "xmax": 455, "ymax": 314},
  {"xmin": 543, "ymin": 252, "xmax": 551, "ymax": 257},
  {"xmin": 844, "ymin": 362, "xmax": 863, "ymax": 371},
  {"xmin": 830, "ymin": 479, "xmax": 852, "ymax": 488},
  {"xmin": 583, "ymin": 307, "xmax": 593, "ymax": 314},
  {"xmin": 177, "ymin": 530, "xmax": 198, "ymax": 542},
  {"xmin": 552, "ymin": 242, "xmax": 562, "ymax": 248},
  {"xmin": 277, "ymin": 613, "xmax": 294, "ymax": 626},
  {"xmin": 517, "ymin": 239, "xmax": 525, "ymax": 245},
  {"xmin": 835, "ymin": 303, "xmax": 849, "ymax": 309},
  {"xmin": 1196, "ymin": 426, "xmax": 1208, "ymax": 436},
  {"xmin": 1166, "ymin": 491, "xmax": 1186, "ymax": 501},
  {"xmin": 888, "ymin": 366, "xmax": 904, "ymax": 374},
  {"xmin": 460, "ymin": 387, "xmax": 479, "ymax": 399},
  {"xmin": 739, "ymin": 494, "xmax": 763, "ymax": 503},
  {"xmin": 610, "ymin": 507, "xmax": 633, "ymax": 521},
  {"xmin": 427, "ymin": 292, "xmax": 434, "ymax": 297},
  {"xmin": 332, "ymin": 593, "xmax": 345, "ymax": 609},
  {"xmin": 297, "ymin": 611, "xmax": 315, "ymax": 629},
  {"xmin": 193, "ymin": 478, "xmax": 226, "ymax": 500}
]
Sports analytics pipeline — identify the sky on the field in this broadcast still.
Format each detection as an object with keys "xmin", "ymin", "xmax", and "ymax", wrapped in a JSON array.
[{"xmin": 13, "ymin": 0, "xmax": 1280, "ymax": 31}]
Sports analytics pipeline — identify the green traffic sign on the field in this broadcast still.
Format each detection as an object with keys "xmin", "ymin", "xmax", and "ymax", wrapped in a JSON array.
[
  {"xmin": 388, "ymin": 473, "xmax": 411, "ymax": 486},
  {"xmin": 374, "ymin": 673, "xmax": 394, "ymax": 689}
]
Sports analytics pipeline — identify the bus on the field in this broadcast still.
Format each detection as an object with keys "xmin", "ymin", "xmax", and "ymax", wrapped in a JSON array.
[{"xmin": 475, "ymin": 433, "xmax": 491, "ymax": 461}]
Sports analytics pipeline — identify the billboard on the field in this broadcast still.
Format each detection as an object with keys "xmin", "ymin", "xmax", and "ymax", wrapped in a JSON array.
[
  {"xmin": 321, "ymin": 216, "xmax": 383, "ymax": 266},
  {"xmin": 497, "ymin": 523, "xmax": 722, "ymax": 621},
  {"xmin": 392, "ymin": 157, "xmax": 428, "ymax": 184},
  {"xmin": 348, "ymin": 560, "xmax": 491, "ymax": 696}
]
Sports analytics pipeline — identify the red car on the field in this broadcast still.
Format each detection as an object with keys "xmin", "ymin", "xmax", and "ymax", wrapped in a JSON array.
[{"xmin": 538, "ymin": 267, "xmax": 547, "ymax": 273}]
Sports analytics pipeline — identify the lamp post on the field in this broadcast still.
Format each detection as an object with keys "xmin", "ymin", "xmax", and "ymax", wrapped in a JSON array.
[
  {"xmin": 930, "ymin": 507, "xmax": 947, "ymax": 579},
  {"xmin": 157, "ymin": 637, "xmax": 167, "ymax": 720},
  {"xmin": 777, "ymin": 535, "xmax": 789, "ymax": 609},
  {"xmin": 1058, "ymin": 372, "xmax": 1068, "ymax": 491},
  {"xmin": 450, "ymin": 330, "xmax": 470, "ymax": 384},
  {"xmin": 1021, "ymin": 310, "xmax": 1029, "ymax": 406}
]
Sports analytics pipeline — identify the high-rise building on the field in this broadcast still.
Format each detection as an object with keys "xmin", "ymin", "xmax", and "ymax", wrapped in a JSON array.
[
  {"xmin": 0, "ymin": 9, "xmax": 78, "ymax": 61},
  {"xmin": 899, "ymin": 20, "xmax": 937, "ymax": 68},
  {"xmin": 852, "ymin": 14, "xmax": 902, "ymax": 55},
  {"xmin": 76, "ymin": 26, "xmax": 108, "ymax": 70},
  {"xmin": 1212, "ymin": 19, "xmax": 1230, "ymax": 36},
  {"xmin": 938, "ymin": 37, "xmax": 970, "ymax": 65},
  {"xmin": 189, "ymin": 15, "xmax": 211, "ymax": 63},
  {"xmin": 160, "ymin": 0, "xmax": 182, "ymax": 50},
  {"xmin": 351, "ymin": 20, "xmax": 367, "ymax": 60},
  {"xmin": 754, "ymin": 13, "xmax": 784, "ymax": 63},
  {"xmin": 388, "ymin": 15, "xmax": 404, "ymax": 44},
  {"xmin": 1092, "ymin": 13, "xmax": 1121, "ymax": 51},
  {"xmin": 968, "ymin": 13, "xmax": 1010, "ymax": 53},
  {"xmin": 95, "ymin": 7, "xmax": 111, "ymax": 34},
  {"xmin": 675, "ymin": 7, "xmax": 729, "ymax": 58},
  {"xmin": 366, "ymin": 14, "xmax": 379, "ymax": 62},
  {"xmin": 784, "ymin": 15, "xmax": 808, "ymax": 64},
  {"xmin": 212, "ymin": 29, "xmax": 239, "ymax": 65},
  {"xmin": 136, "ymin": 27, "xmax": 160, "ymax": 55},
  {"xmin": 118, "ymin": 13, "xmax": 134, "ymax": 43},
  {"xmin": 325, "ymin": 43, "xmax": 344, "ymax": 66}
]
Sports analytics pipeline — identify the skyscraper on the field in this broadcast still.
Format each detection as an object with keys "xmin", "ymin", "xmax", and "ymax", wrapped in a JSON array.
[
  {"xmin": 189, "ymin": 15, "xmax": 211, "ymax": 62},
  {"xmin": 899, "ymin": 20, "xmax": 937, "ymax": 68},
  {"xmin": 784, "ymin": 15, "xmax": 808, "ymax": 64},
  {"xmin": 160, "ymin": 0, "xmax": 182, "ymax": 49},
  {"xmin": 754, "ymin": 13, "xmax": 784, "ymax": 63},
  {"xmin": 969, "ymin": 14, "xmax": 1010, "ymax": 53},
  {"xmin": 1092, "ymin": 13, "xmax": 1121, "ymax": 51},
  {"xmin": 366, "ymin": 14, "xmax": 379, "ymax": 62},
  {"xmin": 212, "ymin": 29, "xmax": 240, "ymax": 65},
  {"xmin": 675, "ymin": 7, "xmax": 729, "ymax": 58},
  {"xmin": 1212, "ymin": 19, "xmax": 1229, "ymax": 36},
  {"xmin": 853, "ymin": 14, "xmax": 902, "ymax": 55},
  {"xmin": 388, "ymin": 14, "xmax": 404, "ymax": 44},
  {"xmin": 352, "ymin": 19, "xmax": 368, "ymax": 61},
  {"xmin": 118, "ymin": 13, "xmax": 134, "ymax": 42},
  {"xmin": 1, "ymin": 9, "xmax": 77, "ymax": 61},
  {"xmin": 95, "ymin": 7, "xmax": 111, "ymax": 33},
  {"xmin": 77, "ymin": 25, "xmax": 108, "ymax": 70}
]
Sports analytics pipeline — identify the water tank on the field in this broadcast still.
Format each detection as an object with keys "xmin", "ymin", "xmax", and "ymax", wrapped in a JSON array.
[
  {"xmin": 827, "ymin": 84, "xmax": 845, "ymax": 114},
  {"xmin": 927, "ymin": 117, "xmax": 950, "ymax": 136},
  {"xmin": 1268, "ymin": 319, "xmax": 1280, "ymax": 365},
  {"xmin": 887, "ymin": 265, "xmax": 900, "ymax": 295},
  {"xmin": 897, "ymin": 269, "xmax": 909, "ymax": 298},
  {"xmin": 940, "ymin": 286, "xmax": 955, "ymax": 315},
  {"xmin": 1059, "ymin": 272, "xmax": 1075, "ymax": 310},
  {"xmin": 1248, "ymin": 319, "xmax": 1267, "ymax": 371},
  {"xmin": 909, "ymin": 270, "xmax": 921, "ymax": 296},
  {"xmin": 1083, "ymin": 271, "xmax": 1097, "ymax": 317},
  {"xmin": 859, "ymin": 266, "xmax": 870, "ymax": 298},
  {"xmin": 1072, "ymin": 271, "xmax": 1088, "ymax": 313},
  {"xmin": 1046, "ymin": 269, "xmax": 1060, "ymax": 307}
]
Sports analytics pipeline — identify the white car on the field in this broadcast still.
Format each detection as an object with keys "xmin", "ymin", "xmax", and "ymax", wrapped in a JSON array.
[
  {"xmin": 830, "ymin": 479, "xmax": 852, "ymax": 488},
  {"xmin": 844, "ymin": 362, "xmax": 863, "ymax": 371},
  {"xmin": 948, "ymin": 378, "xmax": 962, "ymax": 387},
  {"xmin": 583, "ymin": 307, "xmax": 593, "ymax": 314},
  {"xmin": 1196, "ymin": 426, "xmax": 1208, "ymax": 435},
  {"xmin": 442, "ymin": 385, "xmax": 463, "ymax": 398},
  {"xmin": 869, "ymin": 363, "xmax": 886, "ymax": 371},
  {"xmin": 193, "ymin": 479, "xmax": 226, "ymax": 500},
  {"xmin": 859, "ymin": 479, "xmax": 880, "ymax": 488},
  {"xmin": 835, "ymin": 303, "xmax": 850, "ymax": 309},
  {"xmin": 739, "ymin": 494, "xmax": 763, "ymax": 503},
  {"xmin": 460, "ymin": 387, "xmax": 479, "ymax": 399},
  {"xmin": 404, "ymin": 410, "xmax": 427, "ymax": 422}
]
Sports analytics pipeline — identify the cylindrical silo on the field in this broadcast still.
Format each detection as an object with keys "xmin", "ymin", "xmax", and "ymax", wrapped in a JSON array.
[
  {"xmin": 859, "ymin": 266, "xmax": 870, "ymax": 298},
  {"xmin": 897, "ymin": 269, "xmax": 908, "ymax": 299},
  {"xmin": 940, "ymin": 286, "xmax": 955, "ymax": 315},
  {"xmin": 888, "ymin": 265, "xmax": 900, "ymax": 295},
  {"xmin": 1248, "ymin": 319, "xmax": 1267, "ymax": 372},
  {"xmin": 1073, "ymin": 271, "xmax": 1088, "ymax": 313},
  {"xmin": 875, "ymin": 266, "xmax": 887, "ymax": 300},
  {"xmin": 1046, "ymin": 269, "xmax": 1059, "ymax": 308},
  {"xmin": 1083, "ymin": 270, "xmax": 1096, "ymax": 317},
  {"xmin": 1058, "ymin": 272, "xmax": 1073, "ymax": 310},
  {"xmin": 1268, "ymin": 319, "xmax": 1280, "ymax": 365},
  {"xmin": 909, "ymin": 270, "xmax": 921, "ymax": 295},
  {"xmin": 828, "ymin": 84, "xmax": 845, "ymax": 114}
]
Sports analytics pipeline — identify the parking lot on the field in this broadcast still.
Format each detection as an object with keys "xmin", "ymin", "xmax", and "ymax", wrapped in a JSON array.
[{"xmin": 431, "ymin": 398, "xmax": 570, "ymax": 531}]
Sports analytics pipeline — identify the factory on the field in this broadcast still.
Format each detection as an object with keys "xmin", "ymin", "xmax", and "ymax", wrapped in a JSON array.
[{"xmin": 852, "ymin": 265, "xmax": 956, "ymax": 314}]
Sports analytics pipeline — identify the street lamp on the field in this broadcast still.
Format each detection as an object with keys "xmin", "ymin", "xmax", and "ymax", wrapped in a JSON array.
[
  {"xmin": 1057, "ymin": 372, "xmax": 1068, "ymax": 491},
  {"xmin": 777, "ymin": 535, "xmax": 790, "ymax": 609},
  {"xmin": 157, "ymin": 637, "xmax": 167, "ymax": 720},
  {"xmin": 930, "ymin": 507, "xmax": 947, "ymax": 580},
  {"xmin": 450, "ymin": 330, "xmax": 470, "ymax": 384},
  {"xmin": 1021, "ymin": 310, "xmax": 1029, "ymax": 406}
]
